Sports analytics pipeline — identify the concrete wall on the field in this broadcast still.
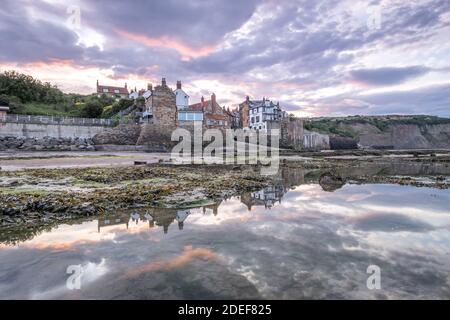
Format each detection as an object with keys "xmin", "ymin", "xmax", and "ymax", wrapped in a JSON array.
[
  {"xmin": 0, "ymin": 122, "xmax": 107, "ymax": 139},
  {"xmin": 303, "ymin": 130, "xmax": 330, "ymax": 150}
]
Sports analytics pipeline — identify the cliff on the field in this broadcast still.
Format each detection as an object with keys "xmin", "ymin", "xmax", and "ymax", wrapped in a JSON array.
[{"xmin": 305, "ymin": 116, "xmax": 450, "ymax": 150}]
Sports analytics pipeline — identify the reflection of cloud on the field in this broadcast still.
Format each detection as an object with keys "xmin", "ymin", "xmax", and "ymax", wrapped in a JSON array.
[
  {"xmin": 1, "ymin": 182, "xmax": 450, "ymax": 299},
  {"xmin": 30, "ymin": 258, "xmax": 108, "ymax": 299},
  {"xmin": 123, "ymin": 246, "xmax": 219, "ymax": 278},
  {"xmin": 351, "ymin": 213, "xmax": 434, "ymax": 232}
]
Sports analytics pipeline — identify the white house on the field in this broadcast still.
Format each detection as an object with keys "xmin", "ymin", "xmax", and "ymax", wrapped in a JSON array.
[
  {"xmin": 248, "ymin": 98, "xmax": 284, "ymax": 132},
  {"xmin": 174, "ymin": 80, "xmax": 189, "ymax": 109}
]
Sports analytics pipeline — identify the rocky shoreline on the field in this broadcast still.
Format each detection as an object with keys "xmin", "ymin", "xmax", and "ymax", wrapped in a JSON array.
[{"xmin": 0, "ymin": 164, "xmax": 271, "ymax": 229}]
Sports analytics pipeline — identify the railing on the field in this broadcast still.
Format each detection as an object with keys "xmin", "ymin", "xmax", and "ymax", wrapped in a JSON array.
[
  {"xmin": 116, "ymin": 104, "xmax": 137, "ymax": 117},
  {"xmin": 0, "ymin": 114, "xmax": 114, "ymax": 126}
]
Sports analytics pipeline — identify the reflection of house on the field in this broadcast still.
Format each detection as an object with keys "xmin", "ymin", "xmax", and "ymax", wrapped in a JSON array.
[
  {"xmin": 97, "ymin": 214, "xmax": 130, "ymax": 232},
  {"xmin": 96, "ymin": 80, "xmax": 129, "ymax": 98},
  {"xmin": 239, "ymin": 167, "xmax": 306, "ymax": 211},
  {"xmin": 202, "ymin": 201, "xmax": 221, "ymax": 216},
  {"xmin": 241, "ymin": 185, "xmax": 286, "ymax": 210},
  {"xmin": 176, "ymin": 210, "xmax": 191, "ymax": 230}
]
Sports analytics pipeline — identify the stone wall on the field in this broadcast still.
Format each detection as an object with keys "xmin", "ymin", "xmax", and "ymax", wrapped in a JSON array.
[
  {"xmin": 0, "ymin": 122, "xmax": 107, "ymax": 139},
  {"xmin": 266, "ymin": 118, "xmax": 304, "ymax": 150},
  {"xmin": 151, "ymin": 81, "xmax": 177, "ymax": 126},
  {"xmin": 92, "ymin": 123, "xmax": 141, "ymax": 145},
  {"xmin": 136, "ymin": 123, "xmax": 177, "ymax": 151},
  {"xmin": 0, "ymin": 136, "xmax": 95, "ymax": 151}
]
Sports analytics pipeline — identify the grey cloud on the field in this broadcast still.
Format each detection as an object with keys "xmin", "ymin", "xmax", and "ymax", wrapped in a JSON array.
[
  {"xmin": 350, "ymin": 66, "xmax": 431, "ymax": 85},
  {"xmin": 80, "ymin": 0, "xmax": 261, "ymax": 47}
]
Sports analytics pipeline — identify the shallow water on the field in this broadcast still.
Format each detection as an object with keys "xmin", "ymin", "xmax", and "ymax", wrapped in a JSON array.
[{"xmin": 1, "ymin": 175, "xmax": 450, "ymax": 299}]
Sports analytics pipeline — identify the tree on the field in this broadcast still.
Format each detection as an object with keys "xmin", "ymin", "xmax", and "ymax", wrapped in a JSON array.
[{"xmin": 82, "ymin": 100, "xmax": 103, "ymax": 118}]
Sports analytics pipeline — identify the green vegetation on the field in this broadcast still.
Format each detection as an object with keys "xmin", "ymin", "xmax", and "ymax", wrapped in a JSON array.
[{"xmin": 0, "ymin": 70, "xmax": 133, "ymax": 118}]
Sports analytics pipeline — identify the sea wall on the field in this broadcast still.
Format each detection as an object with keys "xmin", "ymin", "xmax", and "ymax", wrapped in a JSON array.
[{"xmin": 0, "ymin": 122, "xmax": 107, "ymax": 139}]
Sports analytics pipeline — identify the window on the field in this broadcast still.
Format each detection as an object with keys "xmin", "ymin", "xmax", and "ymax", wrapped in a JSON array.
[
  {"xmin": 251, "ymin": 117, "xmax": 255, "ymax": 123},
  {"xmin": 178, "ymin": 112, "xmax": 203, "ymax": 121},
  {"xmin": 103, "ymin": 89, "xmax": 108, "ymax": 93},
  {"xmin": 114, "ymin": 89, "xmax": 120, "ymax": 94},
  {"xmin": 256, "ymin": 116, "xmax": 260, "ymax": 122}
]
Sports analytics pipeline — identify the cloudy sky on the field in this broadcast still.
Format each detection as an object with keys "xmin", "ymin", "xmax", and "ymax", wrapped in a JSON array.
[{"xmin": 1, "ymin": 0, "xmax": 449, "ymax": 117}]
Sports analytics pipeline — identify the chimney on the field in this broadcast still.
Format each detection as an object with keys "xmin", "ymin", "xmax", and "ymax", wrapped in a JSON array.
[
  {"xmin": 125, "ymin": 83, "xmax": 127, "ymax": 89},
  {"xmin": 211, "ymin": 93, "xmax": 216, "ymax": 112},
  {"xmin": 161, "ymin": 77, "xmax": 166, "ymax": 86},
  {"xmin": 201, "ymin": 96, "xmax": 204, "ymax": 103},
  {"xmin": 147, "ymin": 83, "xmax": 152, "ymax": 91},
  {"xmin": 176, "ymin": 80, "xmax": 181, "ymax": 90},
  {"xmin": 246, "ymin": 95, "xmax": 250, "ymax": 102},
  {"xmin": 96, "ymin": 79, "xmax": 99, "ymax": 87}
]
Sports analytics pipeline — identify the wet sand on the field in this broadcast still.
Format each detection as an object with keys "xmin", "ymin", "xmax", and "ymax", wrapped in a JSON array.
[{"xmin": 0, "ymin": 151, "xmax": 170, "ymax": 171}]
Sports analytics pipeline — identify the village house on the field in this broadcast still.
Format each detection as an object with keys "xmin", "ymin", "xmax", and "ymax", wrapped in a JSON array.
[
  {"xmin": 174, "ymin": 80, "xmax": 189, "ymax": 110},
  {"xmin": 141, "ymin": 78, "xmax": 177, "ymax": 125},
  {"xmin": 189, "ymin": 94, "xmax": 230, "ymax": 129},
  {"xmin": 96, "ymin": 80, "xmax": 129, "ymax": 98},
  {"xmin": 239, "ymin": 96, "xmax": 285, "ymax": 132},
  {"xmin": 224, "ymin": 107, "xmax": 240, "ymax": 129}
]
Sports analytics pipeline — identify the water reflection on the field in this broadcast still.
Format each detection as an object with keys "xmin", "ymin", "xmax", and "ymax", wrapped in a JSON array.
[{"xmin": 0, "ymin": 166, "xmax": 450, "ymax": 299}]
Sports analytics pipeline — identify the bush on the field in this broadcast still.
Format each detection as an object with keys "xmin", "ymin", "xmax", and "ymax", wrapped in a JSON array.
[
  {"xmin": 101, "ymin": 105, "xmax": 113, "ymax": 118},
  {"xmin": 82, "ymin": 100, "xmax": 103, "ymax": 118}
]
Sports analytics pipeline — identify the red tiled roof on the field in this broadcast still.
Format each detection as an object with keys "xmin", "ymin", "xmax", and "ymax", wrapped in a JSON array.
[
  {"xmin": 206, "ymin": 114, "xmax": 227, "ymax": 121},
  {"xmin": 97, "ymin": 84, "xmax": 129, "ymax": 95},
  {"xmin": 187, "ymin": 102, "xmax": 205, "ymax": 111}
]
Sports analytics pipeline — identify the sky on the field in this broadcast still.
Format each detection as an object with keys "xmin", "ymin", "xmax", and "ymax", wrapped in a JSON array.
[{"xmin": 0, "ymin": 0, "xmax": 449, "ymax": 117}]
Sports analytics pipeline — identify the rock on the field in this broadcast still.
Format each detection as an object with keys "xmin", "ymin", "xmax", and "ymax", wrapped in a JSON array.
[
  {"xmin": 92, "ymin": 124, "xmax": 141, "ymax": 145},
  {"xmin": 319, "ymin": 172, "xmax": 346, "ymax": 192}
]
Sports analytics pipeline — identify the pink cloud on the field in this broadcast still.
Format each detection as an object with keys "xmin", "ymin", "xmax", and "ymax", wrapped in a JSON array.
[{"xmin": 116, "ymin": 29, "xmax": 216, "ymax": 60}]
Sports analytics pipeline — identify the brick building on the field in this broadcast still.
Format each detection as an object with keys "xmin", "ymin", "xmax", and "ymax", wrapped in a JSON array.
[
  {"xmin": 184, "ymin": 93, "xmax": 230, "ymax": 130},
  {"xmin": 96, "ymin": 80, "xmax": 129, "ymax": 98}
]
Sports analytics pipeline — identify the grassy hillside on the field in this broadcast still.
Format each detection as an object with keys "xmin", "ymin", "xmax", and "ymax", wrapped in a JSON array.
[{"xmin": 0, "ymin": 70, "xmax": 133, "ymax": 118}]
